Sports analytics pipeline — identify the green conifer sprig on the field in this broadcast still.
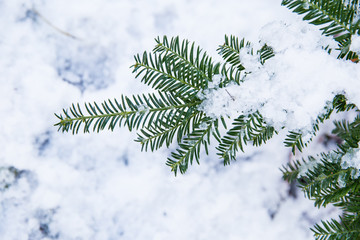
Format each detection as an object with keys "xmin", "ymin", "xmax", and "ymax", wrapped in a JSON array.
[
  {"xmin": 333, "ymin": 115, "xmax": 360, "ymax": 154},
  {"xmin": 54, "ymin": 92, "xmax": 201, "ymax": 134},
  {"xmin": 217, "ymin": 35, "xmax": 275, "ymax": 70},
  {"xmin": 282, "ymin": 0, "xmax": 360, "ymax": 60},
  {"xmin": 282, "ymin": 109, "xmax": 360, "ymax": 239},
  {"xmin": 166, "ymin": 118, "xmax": 219, "ymax": 175},
  {"xmin": 333, "ymin": 94, "xmax": 357, "ymax": 112},
  {"xmin": 56, "ymin": 35, "xmax": 280, "ymax": 174},
  {"xmin": 336, "ymin": 193, "xmax": 360, "ymax": 213},
  {"xmin": 217, "ymin": 35, "xmax": 249, "ymax": 71},
  {"xmin": 216, "ymin": 113, "xmax": 275, "ymax": 165},
  {"xmin": 281, "ymin": 0, "xmax": 359, "ymax": 38},
  {"xmin": 300, "ymin": 155, "xmax": 350, "ymax": 207},
  {"xmin": 135, "ymin": 109, "xmax": 201, "ymax": 152},
  {"xmin": 281, "ymin": 158, "xmax": 303, "ymax": 182},
  {"xmin": 152, "ymin": 36, "xmax": 216, "ymax": 86},
  {"xmin": 258, "ymin": 44, "xmax": 275, "ymax": 64},
  {"xmin": 279, "ymin": 87, "xmax": 359, "ymax": 240},
  {"xmin": 312, "ymin": 217, "xmax": 360, "ymax": 240},
  {"xmin": 284, "ymin": 131, "xmax": 305, "ymax": 154},
  {"xmin": 282, "ymin": 105, "xmax": 360, "ymax": 195},
  {"xmin": 282, "ymin": 94, "xmax": 356, "ymax": 155}
]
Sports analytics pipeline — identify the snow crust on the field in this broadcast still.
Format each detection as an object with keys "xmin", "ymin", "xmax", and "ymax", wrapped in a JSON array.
[
  {"xmin": 341, "ymin": 148, "xmax": 360, "ymax": 179},
  {"xmin": 351, "ymin": 35, "xmax": 360, "ymax": 53},
  {"xmin": 200, "ymin": 21, "xmax": 360, "ymax": 135},
  {"xmin": 298, "ymin": 159, "xmax": 318, "ymax": 177}
]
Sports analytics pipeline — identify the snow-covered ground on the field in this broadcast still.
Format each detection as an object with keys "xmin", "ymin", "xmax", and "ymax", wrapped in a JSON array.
[{"xmin": 0, "ymin": 0, "xmax": 344, "ymax": 239}]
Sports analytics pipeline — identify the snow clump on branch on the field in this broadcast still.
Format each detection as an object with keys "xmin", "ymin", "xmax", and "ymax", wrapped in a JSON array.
[{"xmin": 199, "ymin": 21, "xmax": 360, "ymax": 134}]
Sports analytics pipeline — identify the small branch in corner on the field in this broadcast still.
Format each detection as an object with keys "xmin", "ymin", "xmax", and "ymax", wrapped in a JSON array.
[
  {"xmin": 31, "ymin": 8, "xmax": 81, "ymax": 40},
  {"xmin": 225, "ymin": 89, "xmax": 235, "ymax": 101}
]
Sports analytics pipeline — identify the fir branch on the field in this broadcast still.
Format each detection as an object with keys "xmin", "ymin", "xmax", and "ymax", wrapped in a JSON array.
[
  {"xmin": 166, "ymin": 119, "xmax": 216, "ymax": 176},
  {"xmin": 218, "ymin": 35, "xmax": 275, "ymax": 70},
  {"xmin": 136, "ymin": 110, "xmax": 202, "ymax": 151},
  {"xmin": 284, "ymin": 131, "xmax": 305, "ymax": 154},
  {"xmin": 282, "ymin": 0, "xmax": 359, "ymax": 38},
  {"xmin": 283, "ymin": 95, "xmax": 356, "ymax": 155},
  {"xmin": 258, "ymin": 44, "xmax": 275, "ymax": 64},
  {"xmin": 132, "ymin": 52, "xmax": 200, "ymax": 99},
  {"xmin": 298, "ymin": 95, "xmax": 358, "ymax": 150},
  {"xmin": 216, "ymin": 115, "xmax": 247, "ymax": 165},
  {"xmin": 341, "ymin": 213, "xmax": 360, "ymax": 235},
  {"xmin": 336, "ymin": 192, "xmax": 360, "ymax": 214},
  {"xmin": 303, "ymin": 101, "xmax": 335, "ymax": 147},
  {"xmin": 295, "ymin": 153, "xmax": 353, "ymax": 207},
  {"xmin": 152, "ymin": 36, "xmax": 217, "ymax": 90},
  {"xmin": 217, "ymin": 35, "xmax": 275, "ymax": 86},
  {"xmin": 312, "ymin": 218, "xmax": 360, "ymax": 240},
  {"xmin": 282, "ymin": 0, "xmax": 360, "ymax": 59},
  {"xmin": 333, "ymin": 94, "xmax": 357, "ymax": 112},
  {"xmin": 217, "ymin": 35, "xmax": 249, "ymax": 71},
  {"xmin": 219, "ymin": 63, "xmax": 242, "ymax": 86},
  {"xmin": 281, "ymin": 158, "xmax": 303, "ymax": 183},
  {"xmin": 55, "ymin": 92, "xmax": 200, "ymax": 134},
  {"xmin": 244, "ymin": 113, "xmax": 275, "ymax": 146},
  {"xmin": 333, "ymin": 115, "xmax": 360, "ymax": 154},
  {"xmin": 216, "ymin": 113, "xmax": 274, "ymax": 165},
  {"xmin": 312, "ymin": 179, "xmax": 358, "ymax": 207}
]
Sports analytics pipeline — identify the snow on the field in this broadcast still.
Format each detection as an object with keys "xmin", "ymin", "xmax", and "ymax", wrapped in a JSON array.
[
  {"xmin": 341, "ymin": 148, "xmax": 360, "ymax": 179},
  {"xmin": 239, "ymin": 45, "xmax": 261, "ymax": 73},
  {"xmin": 298, "ymin": 159, "xmax": 318, "ymax": 177},
  {"xmin": 137, "ymin": 104, "xmax": 149, "ymax": 114},
  {"xmin": 208, "ymin": 74, "xmax": 223, "ymax": 89},
  {"xmin": 200, "ymin": 21, "xmax": 360, "ymax": 134},
  {"xmin": 0, "ymin": 0, "xmax": 344, "ymax": 239},
  {"xmin": 351, "ymin": 35, "xmax": 360, "ymax": 53}
]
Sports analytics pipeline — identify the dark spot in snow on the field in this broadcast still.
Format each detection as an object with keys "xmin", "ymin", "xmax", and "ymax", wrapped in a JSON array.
[
  {"xmin": 123, "ymin": 156, "xmax": 129, "ymax": 166},
  {"xmin": 288, "ymin": 180, "xmax": 298, "ymax": 198},
  {"xmin": 17, "ymin": 9, "xmax": 38, "ymax": 23},
  {"xmin": 0, "ymin": 166, "xmax": 20, "ymax": 191},
  {"xmin": 39, "ymin": 223, "xmax": 50, "ymax": 236},
  {"xmin": 238, "ymin": 152, "xmax": 261, "ymax": 162},
  {"xmin": 34, "ymin": 131, "xmax": 52, "ymax": 156},
  {"xmin": 268, "ymin": 209, "xmax": 277, "ymax": 220},
  {"xmin": 117, "ymin": 154, "xmax": 129, "ymax": 166},
  {"xmin": 56, "ymin": 43, "xmax": 115, "ymax": 93},
  {"xmin": 29, "ymin": 208, "xmax": 59, "ymax": 239},
  {"xmin": 319, "ymin": 133, "xmax": 342, "ymax": 148},
  {"xmin": 154, "ymin": 8, "xmax": 177, "ymax": 31},
  {"xmin": 266, "ymin": 201, "xmax": 281, "ymax": 220},
  {"xmin": 301, "ymin": 212, "xmax": 318, "ymax": 225},
  {"xmin": 0, "ymin": 166, "xmax": 36, "ymax": 192}
]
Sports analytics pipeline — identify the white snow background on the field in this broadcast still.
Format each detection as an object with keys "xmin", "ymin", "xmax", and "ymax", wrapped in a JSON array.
[{"xmin": 0, "ymin": 0, "xmax": 348, "ymax": 239}]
